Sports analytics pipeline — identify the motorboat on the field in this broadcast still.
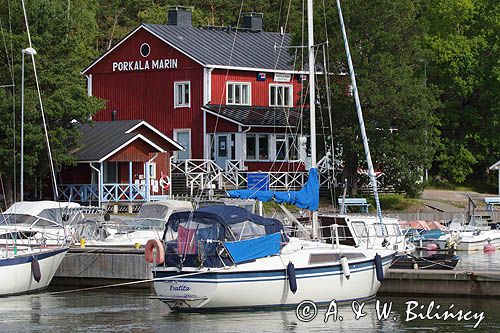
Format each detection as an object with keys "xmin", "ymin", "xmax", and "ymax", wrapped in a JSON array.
[
  {"xmin": 0, "ymin": 201, "xmax": 83, "ymax": 246},
  {"xmin": 390, "ymin": 252, "xmax": 459, "ymax": 270},
  {"xmin": 82, "ymin": 200, "xmax": 192, "ymax": 247},
  {"xmin": 434, "ymin": 216, "xmax": 500, "ymax": 251}
]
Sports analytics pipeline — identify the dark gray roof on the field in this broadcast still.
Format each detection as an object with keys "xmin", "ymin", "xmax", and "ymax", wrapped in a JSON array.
[
  {"xmin": 203, "ymin": 104, "xmax": 302, "ymax": 127},
  {"xmin": 143, "ymin": 24, "xmax": 296, "ymax": 71},
  {"xmin": 74, "ymin": 120, "xmax": 155, "ymax": 162}
]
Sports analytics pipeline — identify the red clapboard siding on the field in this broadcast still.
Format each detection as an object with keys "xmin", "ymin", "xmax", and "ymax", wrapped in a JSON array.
[
  {"xmin": 88, "ymin": 27, "xmax": 205, "ymax": 158},
  {"xmin": 210, "ymin": 69, "xmax": 305, "ymax": 107}
]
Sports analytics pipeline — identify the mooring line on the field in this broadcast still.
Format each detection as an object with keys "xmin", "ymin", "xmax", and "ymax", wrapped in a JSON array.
[{"xmin": 49, "ymin": 268, "xmax": 226, "ymax": 295}]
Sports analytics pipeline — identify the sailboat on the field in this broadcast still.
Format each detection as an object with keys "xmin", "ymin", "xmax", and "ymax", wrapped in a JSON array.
[
  {"xmin": 0, "ymin": 1, "xmax": 70, "ymax": 296},
  {"xmin": 149, "ymin": 0, "xmax": 395, "ymax": 310}
]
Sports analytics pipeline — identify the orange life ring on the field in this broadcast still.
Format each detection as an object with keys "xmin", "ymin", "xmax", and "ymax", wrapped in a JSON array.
[
  {"xmin": 145, "ymin": 239, "xmax": 165, "ymax": 264},
  {"xmin": 159, "ymin": 175, "xmax": 170, "ymax": 191}
]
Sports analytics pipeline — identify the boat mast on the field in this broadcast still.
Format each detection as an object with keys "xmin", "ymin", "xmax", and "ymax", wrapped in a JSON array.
[
  {"xmin": 307, "ymin": 0, "xmax": 319, "ymax": 238},
  {"xmin": 335, "ymin": 0, "xmax": 383, "ymax": 224}
]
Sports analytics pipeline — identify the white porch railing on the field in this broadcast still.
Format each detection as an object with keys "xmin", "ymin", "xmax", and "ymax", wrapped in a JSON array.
[
  {"xmin": 172, "ymin": 159, "xmax": 224, "ymax": 195},
  {"xmin": 57, "ymin": 184, "xmax": 98, "ymax": 202},
  {"xmin": 102, "ymin": 183, "xmax": 147, "ymax": 202},
  {"xmin": 58, "ymin": 183, "xmax": 148, "ymax": 202}
]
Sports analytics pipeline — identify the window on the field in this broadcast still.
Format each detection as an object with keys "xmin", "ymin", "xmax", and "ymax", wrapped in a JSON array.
[
  {"xmin": 146, "ymin": 162, "xmax": 156, "ymax": 179},
  {"xmin": 274, "ymin": 134, "xmax": 299, "ymax": 161},
  {"xmin": 288, "ymin": 135, "xmax": 299, "ymax": 160},
  {"xmin": 246, "ymin": 133, "xmax": 269, "ymax": 161},
  {"xmin": 140, "ymin": 43, "xmax": 150, "ymax": 57},
  {"xmin": 227, "ymin": 82, "xmax": 251, "ymax": 105},
  {"xmin": 246, "ymin": 134, "xmax": 257, "ymax": 160},
  {"xmin": 174, "ymin": 81, "xmax": 190, "ymax": 108},
  {"xmin": 258, "ymin": 134, "xmax": 269, "ymax": 160},
  {"xmin": 270, "ymin": 84, "xmax": 292, "ymax": 107},
  {"xmin": 276, "ymin": 135, "xmax": 286, "ymax": 160}
]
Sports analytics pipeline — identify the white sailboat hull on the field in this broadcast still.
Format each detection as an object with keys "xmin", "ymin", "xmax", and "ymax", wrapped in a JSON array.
[
  {"xmin": 153, "ymin": 248, "xmax": 393, "ymax": 310},
  {"xmin": 0, "ymin": 247, "xmax": 68, "ymax": 296}
]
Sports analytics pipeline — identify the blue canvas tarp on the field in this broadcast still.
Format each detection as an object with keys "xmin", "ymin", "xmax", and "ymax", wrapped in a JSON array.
[
  {"xmin": 227, "ymin": 168, "xmax": 319, "ymax": 211},
  {"xmin": 224, "ymin": 232, "xmax": 281, "ymax": 264}
]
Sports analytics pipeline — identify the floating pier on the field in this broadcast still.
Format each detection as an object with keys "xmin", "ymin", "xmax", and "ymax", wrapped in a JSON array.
[
  {"xmin": 380, "ymin": 269, "xmax": 500, "ymax": 297},
  {"xmin": 53, "ymin": 249, "xmax": 500, "ymax": 296},
  {"xmin": 53, "ymin": 247, "xmax": 153, "ymax": 289}
]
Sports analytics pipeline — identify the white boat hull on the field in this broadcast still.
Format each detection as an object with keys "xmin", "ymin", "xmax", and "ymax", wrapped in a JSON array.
[
  {"xmin": 456, "ymin": 230, "xmax": 500, "ymax": 251},
  {"xmin": 153, "ymin": 249, "xmax": 393, "ymax": 310},
  {"xmin": 0, "ymin": 247, "xmax": 68, "ymax": 296},
  {"xmin": 436, "ymin": 230, "xmax": 500, "ymax": 251}
]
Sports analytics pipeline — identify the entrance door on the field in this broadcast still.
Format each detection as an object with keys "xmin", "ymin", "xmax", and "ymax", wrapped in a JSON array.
[
  {"xmin": 215, "ymin": 134, "xmax": 231, "ymax": 168},
  {"xmin": 175, "ymin": 130, "xmax": 191, "ymax": 160}
]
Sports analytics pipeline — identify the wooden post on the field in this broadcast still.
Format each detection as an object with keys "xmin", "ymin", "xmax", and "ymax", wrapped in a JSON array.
[
  {"xmin": 99, "ymin": 162, "xmax": 104, "ymax": 204},
  {"xmin": 129, "ymin": 161, "xmax": 133, "ymax": 201}
]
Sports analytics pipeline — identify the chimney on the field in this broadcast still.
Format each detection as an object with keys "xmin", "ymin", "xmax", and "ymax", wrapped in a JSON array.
[
  {"xmin": 242, "ymin": 12, "xmax": 263, "ymax": 32},
  {"xmin": 168, "ymin": 6, "xmax": 192, "ymax": 27}
]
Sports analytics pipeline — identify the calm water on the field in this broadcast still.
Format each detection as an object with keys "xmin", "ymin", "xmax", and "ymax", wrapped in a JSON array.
[
  {"xmin": 0, "ymin": 290, "xmax": 498, "ymax": 332},
  {"xmin": 456, "ymin": 250, "xmax": 500, "ymax": 271},
  {"xmin": 0, "ymin": 251, "xmax": 498, "ymax": 332}
]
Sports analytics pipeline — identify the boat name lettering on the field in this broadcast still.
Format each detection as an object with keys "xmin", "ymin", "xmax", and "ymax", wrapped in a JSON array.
[{"xmin": 169, "ymin": 285, "xmax": 191, "ymax": 292}]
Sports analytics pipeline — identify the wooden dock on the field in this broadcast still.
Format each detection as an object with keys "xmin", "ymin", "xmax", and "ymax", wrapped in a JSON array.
[
  {"xmin": 53, "ymin": 247, "xmax": 153, "ymax": 289},
  {"xmin": 380, "ymin": 269, "xmax": 500, "ymax": 297},
  {"xmin": 53, "ymin": 248, "xmax": 500, "ymax": 296}
]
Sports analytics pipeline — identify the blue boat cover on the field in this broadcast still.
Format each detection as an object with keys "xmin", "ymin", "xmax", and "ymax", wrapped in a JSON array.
[
  {"xmin": 227, "ymin": 168, "xmax": 319, "ymax": 211},
  {"xmin": 224, "ymin": 232, "xmax": 281, "ymax": 264}
]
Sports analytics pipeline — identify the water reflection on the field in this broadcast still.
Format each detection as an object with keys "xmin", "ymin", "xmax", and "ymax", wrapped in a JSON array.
[
  {"xmin": 0, "ymin": 290, "xmax": 498, "ymax": 332},
  {"xmin": 456, "ymin": 250, "xmax": 500, "ymax": 271}
]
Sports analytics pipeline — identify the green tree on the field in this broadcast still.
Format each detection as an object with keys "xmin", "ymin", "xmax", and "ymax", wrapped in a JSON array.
[
  {"xmin": 308, "ymin": 0, "xmax": 439, "ymax": 197},
  {"xmin": 422, "ymin": 0, "xmax": 500, "ymax": 186},
  {"xmin": 0, "ymin": 0, "xmax": 104, "ymax": 205}
]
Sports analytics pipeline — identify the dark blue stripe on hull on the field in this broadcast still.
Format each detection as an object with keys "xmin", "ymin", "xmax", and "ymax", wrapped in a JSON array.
[
  {"xmin": 153, "ymin": 254, "xmax": 393, "ymax": 282},
  {"xmin": 0, "ymin": 247, "xmax": 68, "ymax": 267}
]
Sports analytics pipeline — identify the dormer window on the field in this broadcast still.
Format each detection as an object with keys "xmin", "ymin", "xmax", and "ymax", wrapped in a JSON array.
[
  {"xmin": 227, "ymin": 82, "xmax": 251, "ymax": 105},
  {"xmin": 270, "ymin": 84, "xmax": 292, "ymax": 107}
]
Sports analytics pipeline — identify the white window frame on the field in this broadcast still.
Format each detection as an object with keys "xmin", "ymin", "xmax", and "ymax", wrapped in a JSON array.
[
  {"xmin": 245, "ymin": 133, "xmax": 269, "ymax": 161},
  {"xmin": 174, "ymin": 81, "xmax": 191, "ymax": 108},
  {"xmin": 269, "ymin": 84, "xmax": 293, "ymax": 107},
  {"xmin": 145, "ymin": 162, "xmax": 157, "ymax": 179},
  {"xmin": 272, "ymin": 133, "xmax": 300, "ymax": 161},
  {"xmin": 227, "ymin": 82, "xmax": 251, "ymax": 106}
]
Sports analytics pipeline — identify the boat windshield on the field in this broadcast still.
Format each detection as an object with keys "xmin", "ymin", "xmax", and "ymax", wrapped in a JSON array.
[
  {"xmin": 137, "ymin": 205, "xmax": 170, "ymax": 220},
  {"xmin": 0, "ymin": 214, "xmax": 57, "ymax": 227},
  {"xmin": 124, "ymin": 218, "xmax": 165, "ymax": 230},
  {"xmin": 227, "ymin": 221, "xmax": 266, "ymax": 241}
]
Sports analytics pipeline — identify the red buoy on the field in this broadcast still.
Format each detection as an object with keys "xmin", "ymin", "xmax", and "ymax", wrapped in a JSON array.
[
  {"xmin": 483, "ymin": 244, "xmax": 496, "ymax": 252},
  {"xmin": 426, "ymin": 243, "xmax": 438, "ymax": 251}
]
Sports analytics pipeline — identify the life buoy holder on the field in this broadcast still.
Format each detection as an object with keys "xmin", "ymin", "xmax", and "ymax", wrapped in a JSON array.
[
  {"xmin": 159, "ymin": 175, "xmax": 170, "ymax": 191},
  {"xmin": 145, "ymin": 239, "xmax": 165, "ymax": 264}
]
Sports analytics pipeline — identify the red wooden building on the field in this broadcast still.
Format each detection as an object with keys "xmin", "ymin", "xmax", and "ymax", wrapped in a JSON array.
[{"xmin": 71, "ymin": 7, "xmax": 314, "ymax": 200}]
